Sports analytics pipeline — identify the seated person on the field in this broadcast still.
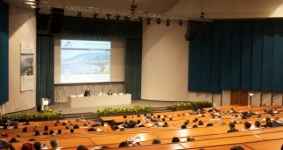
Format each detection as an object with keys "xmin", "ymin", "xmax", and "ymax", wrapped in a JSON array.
[
  {"xmin": 107, "ymin": 90, "xmax": 113, "ymax": 95},
  {"xmin": 208, "ymin": 107, "xmax": 220, "ymax": 113},
  {"xmin": 152, "ymin": 138, "xmax": 161, "ymax": 144},
  {"xmin": 83, "ymin": 88, "xmax": 91, "ymax": 97},
  {"xmin": 243, "ymin": 121, "xmax": 255, "ymax": 130},
  {"xmin": 227, "ymin": 122, "xmax": 239, "ymax": 133},
  {"xmin": 50, "ymin": 139, "xmax": 61, "ymax": 150},
  {"xmin": 254, "ymin": 121, "xmax": 261, "ymax": 129},
  {"xmin": 171, "ymin": 137, "xmax": 180, "ymax": 143},
  {"xmin": 98, "ymin": 90, "xmax": 106, "ymax": 96}
]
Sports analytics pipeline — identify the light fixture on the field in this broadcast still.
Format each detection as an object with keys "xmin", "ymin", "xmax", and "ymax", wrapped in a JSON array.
[
  {"xmin": 146, "ymin": 17, "xmax": 151, "ymax": 25},
  {"xmin": 134, "ymin": 16, "xmax": 138, "ymax": 21},
  {"xmin": 166, "ymin": 19, "xmax": 170, "ymax": 27},
  {"xmin": 92, "ymin": 13, "xmax": 98, "ymax": 19},
  {"xmin": 138, "ymin": 17, "xmax": 143, "ymax": 22},
  {"xmin": 77, "ymin": 12, "xmax": 82, "ymax": 17},
  {"xmin": 156, "ymin": 18, "xmax": 161, "ymax": 24},
  {"xmin": 115, "ymin": 14, "xmax": 121, "ymax": 22},
  {"xmin": 124, "ymin": 16, "xmax": 130, "ymax": 21},
  {"xmin": 179, "ymin": 20, "xmax": 183, "ymax": 26},
  {"xmin": 106, "ymin": 14, "xmax": 111, "ymax": 20},
  {"xmin": 249, "ymin": 92, "xmax": 254, "ymax": 96}
]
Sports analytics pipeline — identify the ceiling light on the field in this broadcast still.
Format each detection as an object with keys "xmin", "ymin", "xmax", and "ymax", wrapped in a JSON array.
[
  {"xmin": 77, "ymin": 12, "xmax": 82, "ymax": 17},
  {"xmin": 124, "ymin": 16, "xmax": 130, "ymax": 21},
  {"xmin": 156, "ymin": 18, "xmax": 161, "ymax": 24},
  {"xmin": 92, "ymin": 13, "xmax": 98, "ymax": 19},
  {"xmin": 115, "ymin": 14, "xmax": 121, "ymax": 22},
  {"xmin": 166, "ymin": 19, "xmax": 170, "ymax": 27},
  {"xmin": 179, "ymin": 20, "xmax": 183, "ymax": 26},
  {"xmin": 146, "ymin": 17, "xmax": 151, "ymax": 25},
  {"xmin": 106, "ymin": 14, "xmax": 111, "ymax": 20}
]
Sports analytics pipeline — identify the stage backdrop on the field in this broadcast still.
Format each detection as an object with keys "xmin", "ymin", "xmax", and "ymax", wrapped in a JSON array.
[{"xmin": 189, "ymin": 20, "xmax": 283, "ymax": 93}]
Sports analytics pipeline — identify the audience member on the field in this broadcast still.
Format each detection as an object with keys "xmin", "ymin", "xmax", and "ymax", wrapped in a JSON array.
[
  {"xmin": 227, "ymin": 122, "xmax": 239, "ymax": 133},
  {"xmin": 50, "ymin": 139, "xmax": 61, "ymax": 150},
  {"xmin": 192, "ymin": 124, "xmax": 198, "ymax": 128},
  {"xmin": 152, "ymin": 138, "xmax": 161, "ymax": 144},
  {"xmin": 22, "ymin": 127, "xmax": 27, "ymax": 132},
  {"xmin": 44, "ymin": 125, "xmax": 48, "ymax": 131},
  {"xmin": 118, "ymin": 142, "xmax": 129, "ymax": 148},
  {"xmin": 77, "ymin": 145, "xmax": 88, "ymax": 150},
  {"xmin": 70, "ymin": 129, "xmax": 74, "ymax": 133},
  {"xmin": 21, "ymin": 143, "xmax": 33, "ymax": 150},
  {"xmin": 34, "ymin": 130, "xmax": 40, "ymax": 136},
  {"xmin": 171, "ymin": 137, "xmax": 180, "ymax": 143},
  {"xmin": 181, "ymin": 124, "xmax": 187, "ymax": 129},
  {"xmin": 254, "ymin": 121, "xmax": 261, "ymax": 129},
  {"xmin": 33, "ymin": 142, "xmax": 41, "ymax": 150}
]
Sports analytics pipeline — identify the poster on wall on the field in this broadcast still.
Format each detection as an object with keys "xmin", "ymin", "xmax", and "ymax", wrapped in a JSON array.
[
  {"xmin": 21, "ymin": 42, "xmax": 34, "ymax": 54},
  {"xmin": 20, "ymin": 54, "xmax": 34, "ymax": 91}
]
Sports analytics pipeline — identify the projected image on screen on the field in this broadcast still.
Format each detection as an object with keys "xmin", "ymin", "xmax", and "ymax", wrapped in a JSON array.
[{"xmin": 61, "ymin": 40, "xmax": 111, "ymax": 83}]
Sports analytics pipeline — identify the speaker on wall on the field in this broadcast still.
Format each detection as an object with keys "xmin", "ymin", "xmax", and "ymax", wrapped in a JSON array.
[
  {"xmin": 47, "ymin": 8, "xmax": 64, "ymax": 34},
  {"xmin": 185, "ymin": 20, "xmax": 199, "ymax": 41}
]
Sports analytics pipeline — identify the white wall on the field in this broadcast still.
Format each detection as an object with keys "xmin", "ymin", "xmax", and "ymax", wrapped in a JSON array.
[
  {"xmin": 166, "ymin": 0, "xmax": 283, "ymax": 19},
  {"xmin": 141, "ymin": 0, "xmax": 283, "ymax": 105},
  {"xmin": 1, "ymin": 5, "xmax": 36, "ymax": 113}
]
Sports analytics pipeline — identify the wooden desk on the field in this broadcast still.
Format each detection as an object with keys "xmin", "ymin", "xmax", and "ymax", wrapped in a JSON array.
[
  {"xmin": 151, "ymin": 128, "xmax": 212, "ymax": 139},
  {"xmin": 90, "ymin": 133, "xmax": 157, "ymax": 145},
  {"xmin": 68, "ymin": 94, "xmax": 131, "ymax": 108},
  {"xmin": 180, "ymin": 135, "xmax": 263, "ymax": 149},
  {"xmin": 244, "ymin": 139, "xmax": 283, "ymax": 150},
  {"xmin": 110, "ymin": 143, "xmax": 185, "ymax": 150},
  {"xmin": 189, "ymin": 144, "xmax": 252, "ymax": 150},
  {"xmin": 12, "ymin": 138, "xmax": 95, "ymax": 150}
]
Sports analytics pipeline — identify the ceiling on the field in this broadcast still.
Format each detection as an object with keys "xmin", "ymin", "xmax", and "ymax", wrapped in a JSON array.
[{"xmin": 3, "ymin": 0, "xmax": 180, "ymax": 18}]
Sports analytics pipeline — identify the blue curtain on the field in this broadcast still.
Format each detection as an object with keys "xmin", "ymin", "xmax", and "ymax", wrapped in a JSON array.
[
  {"xmin": 125, "ymin": 38, "xmax": 142, "ymax": 100},
  {"xmin": 189, "ymin": 19, "xmax": 283, "ymax": 93},
  {"xmin": 0, "ymin": 1, "xmax": 9, "ymax": 105},
  {"xmin": 36, "ymin": 35, "xmax": 55, "ymax": 105}
]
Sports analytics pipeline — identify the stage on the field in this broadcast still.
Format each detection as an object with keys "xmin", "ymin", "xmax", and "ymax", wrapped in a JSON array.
[{"xmin": 10, "ymin": 100, "xmax": 176, "ymax": 115}]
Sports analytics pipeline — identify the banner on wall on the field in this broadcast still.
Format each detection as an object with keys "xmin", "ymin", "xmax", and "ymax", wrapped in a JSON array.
[
  {"xmin": 21, "ymin": 42, "xmax": 34, "ymax": 54},
  {"xmin": 20, "ymin": 53, "xmax": 34, "ymax": 91}
]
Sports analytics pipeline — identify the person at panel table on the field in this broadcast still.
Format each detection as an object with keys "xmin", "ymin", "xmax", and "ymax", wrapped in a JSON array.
[
  {"xmin": 83, "ymin": 88, "xmax": 91, "ymax": 97},
  {"xmin": 107, "ymin": 90, "xmax": 113, "ymax": 95},
  {"xmin": 98, "ymin": 90, "xmax": 106, "ymax": 96}
]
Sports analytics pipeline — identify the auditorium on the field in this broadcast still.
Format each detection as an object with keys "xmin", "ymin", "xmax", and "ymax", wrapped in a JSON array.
[{"xmin": 0, "ymin": 0, "xmax": 283, "ymax": 149}]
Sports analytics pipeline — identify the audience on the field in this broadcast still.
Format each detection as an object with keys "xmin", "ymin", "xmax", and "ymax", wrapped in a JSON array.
[
  {"xmin": 227, "ymin": 122, "xmax": 239, "ymax": 133},
  {"xmin": 152, "ymin": 138, "xmax": 161, "ymax": 144},
  {"xmin": 171, "ymin": 137, "xmax": 180, "ymax": 143},
  {"xmin": 118, "ymin": 142, "xmax": 129, "ymax": 148},
  {"xmin": 77, "ymin": 145, "xmax": 88, "ymax": 150},
  {"xmin": 21, "ymin": 143, "xmax": 33, "ymax": 150},
  {"xmin": 50, "ymin": 139, "xmax": 61, "ymax": 150},
  {"xmin": 33, "ymin": 142, "xmax": 41, "ymax": 150}
]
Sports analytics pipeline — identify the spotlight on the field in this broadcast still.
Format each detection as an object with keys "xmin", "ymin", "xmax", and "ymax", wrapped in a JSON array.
[
  {"xmin": 156, "ymin": 18, "xmax": 161, "ymax": 24},
  {"xmin": 146, "ymin": 17, "xmax": 151, "ymax": 25},
  {"xmin": 77, "ymin": 12, "xmax": 82, "ymax": 18},
  {"xmin": 166, "ymin": 19, "xmax": 170, "ymax": 27},
  {"xmin": 138, "ymin": 17, "xmax": 143, "ymax": 22},
  {"xmin": 134, "ymin": 16, "xmax": 138, "ymax": 21},
  {"xmin": 115, "ymin": 14, "xmax": 121, "ymax": 22},
  {"xmin": 124, "ymin": 16, "xmax": 130, "ymax": 21},
  {"xmin": 92, "ymin": 13, "xmax": 98, "ymax": 19},
  {"xmin": 179, "ymin": 20, "xmax": 183, "ymax": 26},
  {"xmin": 106, "ymin": 14, "xmax": 111, "ymax": 20}
]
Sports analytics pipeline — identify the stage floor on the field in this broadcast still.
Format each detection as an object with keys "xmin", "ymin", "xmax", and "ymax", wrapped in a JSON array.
[{"xmin": 51, "ymin": 100, "xmax": 175, "ymax": 114}]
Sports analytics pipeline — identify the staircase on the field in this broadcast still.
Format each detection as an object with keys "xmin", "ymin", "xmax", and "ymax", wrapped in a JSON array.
[
  {"xmin": 62, "ymin": 112, "xmax": 98, "ymax": 121},
  {"xmin": 150, "ymin": 106, "xmax": 173, "ymax": 113}
]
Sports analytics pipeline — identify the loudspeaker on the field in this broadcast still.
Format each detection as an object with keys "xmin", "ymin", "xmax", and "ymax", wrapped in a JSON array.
[
  {"xmin": 47, "ymin": 8, "xmax": 64, "ymax": 34},
  {"xmin": 185, "ymin": 20, "xmax": 199, "ymax": 41}
]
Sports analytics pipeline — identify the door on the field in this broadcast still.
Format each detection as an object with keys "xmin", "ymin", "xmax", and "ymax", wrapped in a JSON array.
[{"xmin": 231, "ymin": 90, "xmax": 248, "ymax": 106}]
